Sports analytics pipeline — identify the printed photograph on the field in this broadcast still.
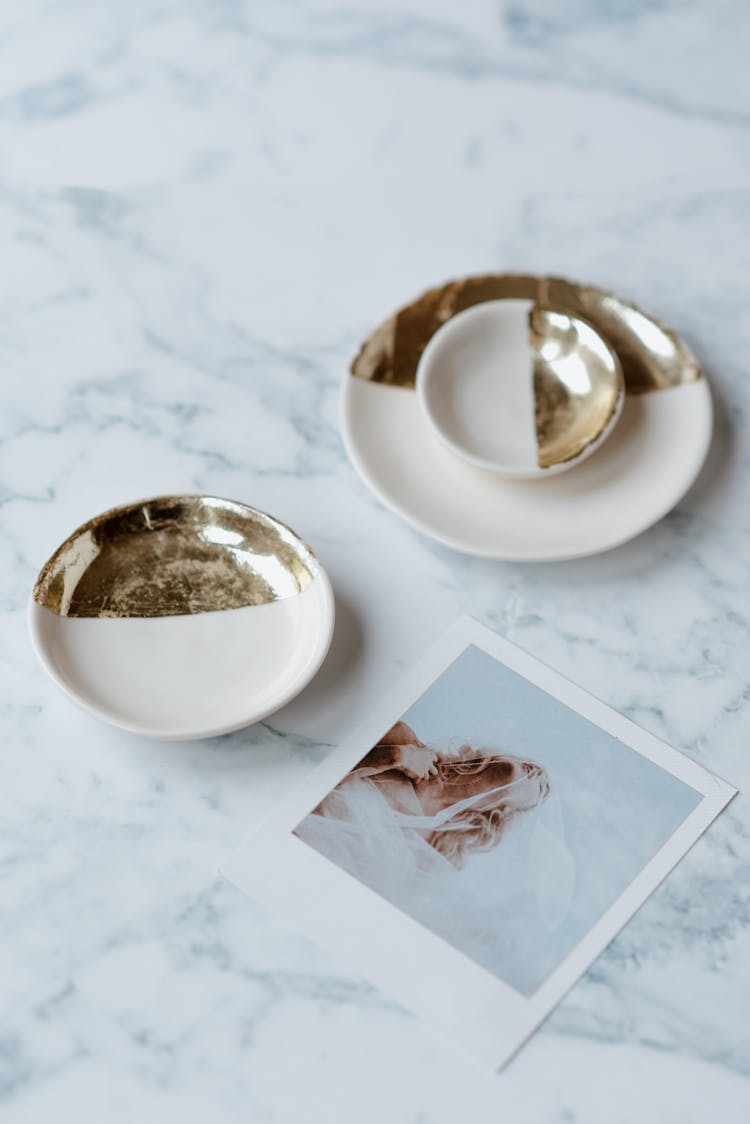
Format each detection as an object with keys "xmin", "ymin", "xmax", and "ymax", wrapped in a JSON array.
[{"xmin": 294, "ymin": 644, "xmax": 703, "ymax": 995}]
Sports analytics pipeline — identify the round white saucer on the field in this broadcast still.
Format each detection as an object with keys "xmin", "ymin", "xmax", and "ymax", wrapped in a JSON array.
[
  {"xmin": 342, "ymin": 378, "xmax": 711, "ymax": 560},
  {"xmin": 29, "ymin": 496, "xmax": 335, "ymax": 739},
  {"xmin": 343, "ymin": 276, "xmax": 712, "ymax": 561}
]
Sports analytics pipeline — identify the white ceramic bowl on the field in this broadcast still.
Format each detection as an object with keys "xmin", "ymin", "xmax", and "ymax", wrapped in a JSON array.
[
  {"xmin": 29, "ymin": 495, "xmax": 335, "ymax": 740},
  {"xmin": 416, "ymin": 299, "xmax": 624, "ymax": 478}
]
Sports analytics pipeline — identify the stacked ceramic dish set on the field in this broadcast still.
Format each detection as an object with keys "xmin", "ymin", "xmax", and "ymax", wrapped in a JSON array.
[{"xmin": 29, "ymin": 274, "xmax": 712, "ymax": 739}]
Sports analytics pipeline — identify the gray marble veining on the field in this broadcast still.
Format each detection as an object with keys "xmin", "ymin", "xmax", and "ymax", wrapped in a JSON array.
[{"xmin": 1, "ymin": 1, "xmax": 749, "ymax": 1121}]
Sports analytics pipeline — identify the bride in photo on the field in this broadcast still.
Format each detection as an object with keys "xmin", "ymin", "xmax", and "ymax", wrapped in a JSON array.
[{"xmin": 296, "ymin": 720, "xmax": 575, "ymax": 993}]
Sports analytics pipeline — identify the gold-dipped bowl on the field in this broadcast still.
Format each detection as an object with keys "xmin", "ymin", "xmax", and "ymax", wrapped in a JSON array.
[
  {"xmin": 415, "ymin": 298, "xmax": 624, "ymax": 477},
  {"xmin": 29, "ymin": 495, "xmax": 335, "ymax": 739}
]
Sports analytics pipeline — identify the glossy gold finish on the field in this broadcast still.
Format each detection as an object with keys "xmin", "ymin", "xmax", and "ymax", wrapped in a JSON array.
[
  {"xmin": 33, "ymin": 496, "xmax": 318, "ymax": 618},
  {"xmin": 530, "ymin": 307, "xmax": 623, "ymax": 468},
  {"xmin": 350, "ymin": 274, "xmax": 702, "ymax": 395}
]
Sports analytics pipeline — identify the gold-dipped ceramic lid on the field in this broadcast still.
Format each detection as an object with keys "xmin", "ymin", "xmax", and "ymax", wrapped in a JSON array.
[{"xmin": 33, "ymin": 495, "xmax": 318, "ymax": 619}]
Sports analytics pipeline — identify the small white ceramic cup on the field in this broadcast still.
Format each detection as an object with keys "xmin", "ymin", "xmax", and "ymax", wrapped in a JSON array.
[{"xmin": 416, "ymin": 299, "xmax": 624, "ymax": 478}]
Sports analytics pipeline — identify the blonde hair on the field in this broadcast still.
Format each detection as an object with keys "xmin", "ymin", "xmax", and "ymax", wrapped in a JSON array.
[{"xmin": 426, "ymin": 749, "xmax": 549, "ymax": 868}]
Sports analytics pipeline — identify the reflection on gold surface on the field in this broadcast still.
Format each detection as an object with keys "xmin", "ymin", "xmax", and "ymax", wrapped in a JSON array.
[
  {"xmin": 33, "ymin": 496, "xmax": 318, "ymax": 618},
  {"xmin": 530, "ymin": 308, "xmax": 623, "ymax": 468},
  {"xmin": 351, "ymin": 274, "xmax": 701, "ymax": 395}
]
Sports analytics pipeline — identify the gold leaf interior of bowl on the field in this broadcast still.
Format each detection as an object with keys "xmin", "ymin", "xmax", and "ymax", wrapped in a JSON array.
[
  {"xmin": 351, "ymin": 274, "xmax": 702, "ymax": 395},
  {"xmin": 33, "ymin": 496, "xmax": 318, "ymax": 618},
  {"xmin": 530, "ymin": 307, "xmax": 623, "ymax": 468}
]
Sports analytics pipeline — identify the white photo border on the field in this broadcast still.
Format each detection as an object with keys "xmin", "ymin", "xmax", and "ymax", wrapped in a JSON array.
[{"xmin": 222, "ymin": 617, "xmax": 736, "ymax": 1070}]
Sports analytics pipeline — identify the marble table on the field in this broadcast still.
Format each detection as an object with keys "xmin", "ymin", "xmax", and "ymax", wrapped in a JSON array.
[{"xmin": 1, "ymin": 2, "xmax": 748, "ymax": 1120}]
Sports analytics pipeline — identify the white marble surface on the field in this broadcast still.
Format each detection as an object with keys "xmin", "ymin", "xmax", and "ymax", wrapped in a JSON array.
[{"xmin": 1, "ymin": 1, "xmax": 748, "ymax": 1120}]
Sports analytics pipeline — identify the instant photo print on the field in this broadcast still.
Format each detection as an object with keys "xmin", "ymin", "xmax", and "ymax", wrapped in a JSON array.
[{"xmin": 222, "ymin": 618, "xmax": 735, "ymax": 1070}]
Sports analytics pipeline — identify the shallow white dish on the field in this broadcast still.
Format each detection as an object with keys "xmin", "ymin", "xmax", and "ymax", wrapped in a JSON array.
[
  {"xmin": 416, "ymin": 299, "xmax": 624, "ymax": 477},
  {"xmin": 29, "ymin": 496, "xmax": 335, "ymax": 739},
  {"xmin": 343, "ymin": 275, "xmax": 712, "ymax": 561}
]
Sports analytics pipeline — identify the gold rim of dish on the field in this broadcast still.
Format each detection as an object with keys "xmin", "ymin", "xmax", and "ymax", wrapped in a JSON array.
[
  {"xmin": 33, "ymin": 494, "xmax": 320, "ymax": 619},
  {"xmin": 350, "ymin": 273, "xmax": 702, "ymax": 396}
]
